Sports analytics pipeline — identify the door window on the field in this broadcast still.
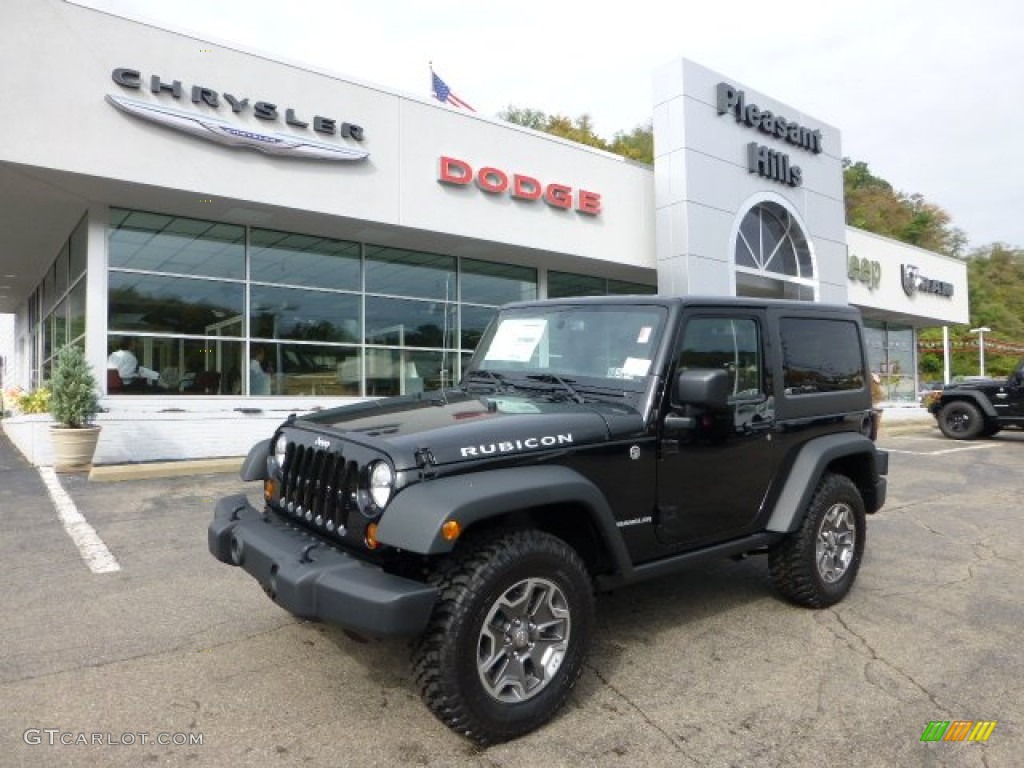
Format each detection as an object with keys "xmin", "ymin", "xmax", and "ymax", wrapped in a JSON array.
[{"xmin": 678, "ymin": 317, "xmax": 763, "ymax": 399}]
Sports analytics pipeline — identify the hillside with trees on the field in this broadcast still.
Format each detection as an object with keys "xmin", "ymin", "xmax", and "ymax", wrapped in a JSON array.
[{"xmin": 499, "ymin": 106, "xmax": 1024, "ymax": 378}]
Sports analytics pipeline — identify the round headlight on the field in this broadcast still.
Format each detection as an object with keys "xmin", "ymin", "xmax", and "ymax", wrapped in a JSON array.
[
  {"xmin": 368, "ymin": 460, "xmax": 394, "ymax": 510},
  {"xmin": 273, "ymin": 434, "xmax": 288, "ymax": 469}
]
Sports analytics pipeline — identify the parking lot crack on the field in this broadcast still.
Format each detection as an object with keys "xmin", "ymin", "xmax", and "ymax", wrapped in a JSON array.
[
  {"xmin": 0, "ymin": 620, "xmax": 296, "ymax": 686},
  {"xmin": 584, "ymin": 662, "xmax": 700, "ymax": 765},
  {"xmin": 825, "ymin": 611, "xmax": 949, "ymax": 715}
]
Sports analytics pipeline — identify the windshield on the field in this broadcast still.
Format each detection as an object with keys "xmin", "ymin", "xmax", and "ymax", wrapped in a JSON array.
[{"xmin": 465, "ymin": 304, "xmax": 669, "ymax": 391}]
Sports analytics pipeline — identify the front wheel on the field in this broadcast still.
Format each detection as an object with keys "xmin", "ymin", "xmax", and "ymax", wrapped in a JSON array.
[
  {"xmin": 937, "ymin": 400, "xmax": 985, "ymax": 440},
  {"xmin": 413, "ymin": 530, "xmax": 594, "ymax": 745},
  {"xmin": 769, "ymin": 473, "xmax": 866, "ymax": 608}
]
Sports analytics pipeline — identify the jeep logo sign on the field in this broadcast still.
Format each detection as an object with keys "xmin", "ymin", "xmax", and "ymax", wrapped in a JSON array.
[{"xmin": 848, "ymin": 254, "xmax": 881, "ymax": 290}]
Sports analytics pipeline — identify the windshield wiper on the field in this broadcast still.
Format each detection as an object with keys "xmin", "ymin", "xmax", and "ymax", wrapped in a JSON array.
[
  {"xmin": 525, "ymin": 374, "xmax": 585, "ymax": 404},
  {"xmin": 464, "ymin": 370, "xmax": 511, "ymax": 392}
]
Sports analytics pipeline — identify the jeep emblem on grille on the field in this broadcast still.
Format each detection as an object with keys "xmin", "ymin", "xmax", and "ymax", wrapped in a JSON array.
[{"xmin": 314, "ymin": 437, "xmax": 331, "ymax": 450}]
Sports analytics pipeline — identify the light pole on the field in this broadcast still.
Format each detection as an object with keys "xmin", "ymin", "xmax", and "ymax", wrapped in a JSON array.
[{"xmin": 970, "ymin": 326, "xmax": 991, "ymax": 377}]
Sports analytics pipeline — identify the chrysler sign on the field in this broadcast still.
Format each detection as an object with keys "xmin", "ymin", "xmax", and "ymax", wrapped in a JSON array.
[{"xmin": 108, "ymin": 68, "xmax": 368, "ymax": 162}]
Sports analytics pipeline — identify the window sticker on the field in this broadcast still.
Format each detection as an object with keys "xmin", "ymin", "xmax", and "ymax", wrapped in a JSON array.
[
  {"xmin": 637, "ymin": 327, "xmax": 652, "ymax": 344},
  {"xmin": 484, "ymin": 318, "xmax": 547, "ymax": 363},
  {"xmin": 622, "ymin": 357, "xmax": 652, "ymax": 376}
]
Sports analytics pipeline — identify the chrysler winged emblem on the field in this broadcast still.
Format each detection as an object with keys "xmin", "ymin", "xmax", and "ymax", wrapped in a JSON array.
[{"xmin": 106, "ymin": 95, "xmax": 370, "ymax": 162}]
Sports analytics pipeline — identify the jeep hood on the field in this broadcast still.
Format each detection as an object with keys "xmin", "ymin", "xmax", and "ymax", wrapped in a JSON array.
[
  {"xmin": 299, "ymin": 391, "xmax": 644, "ymax": 469},
  {"xmin": 946, "ymin": 378, "xmax": 1006, "ymax": 393}
]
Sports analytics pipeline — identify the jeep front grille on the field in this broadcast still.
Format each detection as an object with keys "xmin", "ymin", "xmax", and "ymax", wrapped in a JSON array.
[{"xmin": 279, "ymin": 443, "xmax": 360, "ymax": 537}]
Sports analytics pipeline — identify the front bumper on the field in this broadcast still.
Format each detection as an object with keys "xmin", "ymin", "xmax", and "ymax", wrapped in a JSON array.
[{"xmin": 208, "ymin": 495, "xmax": 439, "ymax": 636}]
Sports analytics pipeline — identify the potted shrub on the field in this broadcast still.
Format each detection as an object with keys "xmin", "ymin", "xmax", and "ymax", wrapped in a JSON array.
[{"xmin": 49, "ymin": 344, "xmax": 101, "ymax": 471}]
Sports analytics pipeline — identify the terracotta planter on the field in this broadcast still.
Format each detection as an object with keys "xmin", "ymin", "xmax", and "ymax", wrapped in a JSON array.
[{"xmin": 50, "ymin": 425, "xmax": 101, "ymax": 472}]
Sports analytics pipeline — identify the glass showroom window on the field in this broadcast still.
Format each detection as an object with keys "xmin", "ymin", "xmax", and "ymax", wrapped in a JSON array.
[
  {"xmin": 548, "ymin": 270, "xmax": 657, "ymax": 299},
  {"xmin": 365, "ymin": 246, "xmax": 458, "ymax": 391},
  {"xmin": 107, "ymin": 209, "xmax": 245, "ymax": 395},
  {"xmin": 30, "ymin": 215, "xmax": 89, "ymax": 384},
  {"xmin": 248, "ymin": 228, "xmax": 362, "ymax": 396},
  {"xmin": 250, "ymin": 228, "xmax": 361, "ymax": 291},
  {"xmin": 863, "ymin": 320, "xmax": 916, "ymax": 402},
  {"xmin": 459, "ymin": 258, "xmax": 538, "ymax": 354},
  {"xmin": 735, "ymin": 202, "xmax": 816, "ymax": 300}
]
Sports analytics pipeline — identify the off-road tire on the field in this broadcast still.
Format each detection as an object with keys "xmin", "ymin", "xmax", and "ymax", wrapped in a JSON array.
[
  {"xmin": 937, "ymin": 400, "xmax": 985, "ymax": 440},
  {"xmin": 413, "ymin": 529, "xmax": 594, "ymax": 745},
  {"xmin": 769, "ymin": 473, "xmax": 866, "ymax": 608}
]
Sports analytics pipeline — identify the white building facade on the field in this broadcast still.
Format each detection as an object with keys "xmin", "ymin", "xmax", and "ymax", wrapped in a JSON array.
[{"xmin": 0, "ymin": 0, "xmax": 967, "ymax": 465}]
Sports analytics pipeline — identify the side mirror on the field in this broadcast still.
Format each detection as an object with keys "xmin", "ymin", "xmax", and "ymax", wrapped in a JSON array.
[
  {"xmin": 673, "ymin": 368, "xmax": 730, "ymax": 409},
  {"xmin": 664, "ymin": 369, "xmax": 731, "ymax": 435}
]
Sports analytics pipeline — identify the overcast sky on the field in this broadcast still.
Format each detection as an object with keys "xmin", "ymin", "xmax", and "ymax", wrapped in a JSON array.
[{"xmin": 75, "ymin": 0, "xmax": 1024, "ymax": 250}]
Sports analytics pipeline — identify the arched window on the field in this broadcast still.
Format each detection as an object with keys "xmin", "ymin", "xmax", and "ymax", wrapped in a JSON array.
[{"xmin": 734, "ymin": 202, "xmax": 816, "ymax": 300}]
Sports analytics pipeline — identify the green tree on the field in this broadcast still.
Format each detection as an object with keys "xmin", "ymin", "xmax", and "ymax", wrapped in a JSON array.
[
  {"xmin": 500, "ymin": 106, "xmax": 655, "ymax": 164},
  {"xmin": 919, "ymin": 243, "xmax": 1024, "ymax": 377},
  {"xmin": 499, "ymin": 106, "xmax": 609, "ymax": 151},
  {"xmin": 610, "ymin": 122, "xmax": 654, "ymax": 164},
  {"xmin": 842, "ymin": 158, "xmax": 962, "ymax": 257},
  {"xmin": 498, "ymin": 106, "xmax": 548, "ymax": 132}
]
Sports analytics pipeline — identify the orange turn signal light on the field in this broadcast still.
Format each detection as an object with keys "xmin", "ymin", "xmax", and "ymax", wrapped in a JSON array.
[
  {"xmin": 365, "ymin": 522, "xmax": 379, "ymax": 550},
  {"xmin": 263, "ymin": 479, "xmax": 276, "ymax": 502},
  {"xmin": 441, "ymin": 520, "xmax": 461, "ymax": 541}
]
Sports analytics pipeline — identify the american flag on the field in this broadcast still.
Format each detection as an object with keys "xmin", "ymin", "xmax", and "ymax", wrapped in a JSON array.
[{"xmin": 431, "ymin": 69, "xmax": 475, "ymax": 112}]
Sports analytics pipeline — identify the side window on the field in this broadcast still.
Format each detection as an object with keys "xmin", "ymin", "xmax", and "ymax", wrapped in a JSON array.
[
  {"xmin": 678, "ymin": 317, "xmax": 763, "ymax": 399},
  {"xmin": 780, "ymin": 318, "xmax": 864, "ymax": 394}
]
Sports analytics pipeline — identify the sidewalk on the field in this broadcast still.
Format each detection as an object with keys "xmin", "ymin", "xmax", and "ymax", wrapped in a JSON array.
[{"xmin": 877, "ymin": 402, "xmax": 933, "ymax": 436}]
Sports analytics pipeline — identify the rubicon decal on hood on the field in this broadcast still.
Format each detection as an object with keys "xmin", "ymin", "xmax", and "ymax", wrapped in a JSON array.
[{"xmin": 460, "ymin": 434, "xmax": 573, "ymax": 458}]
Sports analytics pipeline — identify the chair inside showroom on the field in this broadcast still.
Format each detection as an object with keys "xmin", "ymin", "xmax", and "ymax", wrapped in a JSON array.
[
  {"xmin": 183, "ymin": 370, "xmax": 221, "ymax": 394},
  {"xmin": 106, "ymin": 368, "xmax": 124, "ymax": 394}
]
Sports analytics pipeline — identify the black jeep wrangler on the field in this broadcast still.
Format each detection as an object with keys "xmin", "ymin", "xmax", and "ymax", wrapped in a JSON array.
[
  {"xmin": 209, "ymin": 296, "xmax": 888, "ymax": 744},
  {"xmin": 928, "ymin": 361, "xmax": 1024, "ymax": 439}
]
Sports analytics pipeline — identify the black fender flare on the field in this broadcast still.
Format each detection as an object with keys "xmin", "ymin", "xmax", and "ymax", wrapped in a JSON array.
[
  {"xmin": 375, "ymin": 465, "xmax": 633, "ymax": 577},
  {"xmin": 937, "ymin": 391, "xmax": 998, "ymax": 420},
  {"xmin": 765, "ymin": 433, "xmax": 882, "ymax": 533},
  {"xmin": 240, "ymin": 438, "xmax": 271, "ymax": 481}
]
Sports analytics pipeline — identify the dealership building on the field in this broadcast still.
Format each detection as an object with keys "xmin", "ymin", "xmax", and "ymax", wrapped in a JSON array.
[{"xmin": 0, "ymin": 0, "xmax": 968, "ymax": 466}]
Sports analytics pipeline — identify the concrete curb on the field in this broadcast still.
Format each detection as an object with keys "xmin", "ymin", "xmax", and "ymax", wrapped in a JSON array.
[
  {"xmin": 89, "ymin": 457, "xmax": 244, "ymax": 482},
  {"xmin": 879, "ymin": 418, "xmax": 935, "ymax": 437}
]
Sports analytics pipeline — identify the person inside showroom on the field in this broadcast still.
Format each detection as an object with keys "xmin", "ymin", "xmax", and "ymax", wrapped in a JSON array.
[{"xmin": 107, "ymin": 337, "xmax": 161, "ymax": 390}]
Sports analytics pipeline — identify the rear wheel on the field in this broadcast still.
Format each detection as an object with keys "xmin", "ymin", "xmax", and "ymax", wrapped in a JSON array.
[
  {"xmin": 769, "ymin": 473, "xmax": 866, "ymax": 608},
  {"xmin": 937, "ymin": 400, "xmax": 984, "ymax": 440},
  {"xmin": 413, "ymin": 529, "xmax": 594, "ymax": 745}
]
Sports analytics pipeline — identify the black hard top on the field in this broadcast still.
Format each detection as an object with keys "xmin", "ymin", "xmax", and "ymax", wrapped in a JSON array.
[{"xmin": 502, "ymin": 294, "xmax": 861, "ymax": 316}]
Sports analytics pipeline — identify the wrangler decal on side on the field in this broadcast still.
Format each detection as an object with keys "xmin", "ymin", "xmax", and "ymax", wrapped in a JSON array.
[{"xmin": 460, "ymin": 434, "xmax": 573, "ymax": 458}]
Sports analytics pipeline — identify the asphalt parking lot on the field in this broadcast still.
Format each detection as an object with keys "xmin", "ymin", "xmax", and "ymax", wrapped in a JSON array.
[{"xmin": 1, "ymin": 424, "xmax": 1020, "ymax": 767}]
